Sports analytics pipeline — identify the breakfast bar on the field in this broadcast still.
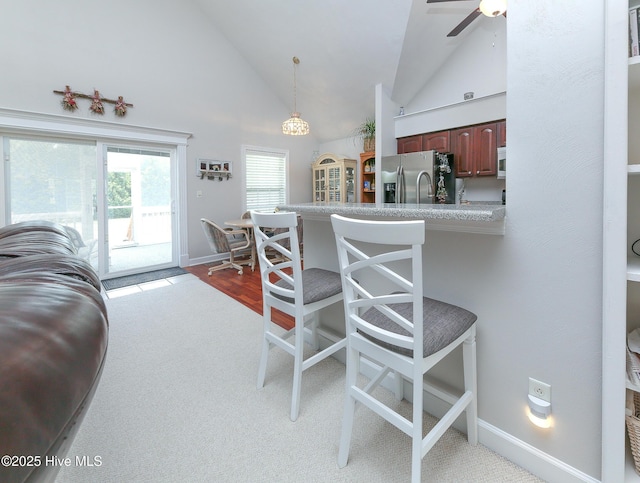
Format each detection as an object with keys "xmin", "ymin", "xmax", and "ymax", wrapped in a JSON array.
[
  {"xmin": 277, "ymin": 200, "xmax": 505, "ymax": 321},
  {"xmin": 278, "ymin": 201, "xmax": 506, "ymax": 235},
  {"xmin": 275, "ymin": 200, "xmax": 506, "ymax": 417}
]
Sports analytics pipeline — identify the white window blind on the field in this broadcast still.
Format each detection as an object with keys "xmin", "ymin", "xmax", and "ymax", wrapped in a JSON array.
[{"xmin": 245, "ymin": 148, "xmax": 287, "ymax": 212}]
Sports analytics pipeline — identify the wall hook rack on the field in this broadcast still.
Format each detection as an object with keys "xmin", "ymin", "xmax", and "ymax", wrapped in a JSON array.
[
  {"xmin": 201, "ymin": 170, "xmax": 231, "ymax": 181},
  {"xmin": 53, "ymin": 85, "xmax": 133, "ymax": 116}
]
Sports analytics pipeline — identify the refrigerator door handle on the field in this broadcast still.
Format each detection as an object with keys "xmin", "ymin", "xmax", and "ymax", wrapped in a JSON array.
[{"xmin": 397, "ymin": 166, "xmax": 404, "ymax": 203}]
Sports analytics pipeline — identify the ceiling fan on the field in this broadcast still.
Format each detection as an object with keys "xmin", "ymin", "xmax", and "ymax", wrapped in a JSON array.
[{"xmin": 426, "ymin": 0, "xmax": 507, "ymax": 37}]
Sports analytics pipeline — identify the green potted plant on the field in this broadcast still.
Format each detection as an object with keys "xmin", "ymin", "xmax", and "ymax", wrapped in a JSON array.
[{"xmin": 353, "ymin": 118, "xmax": 376, "ymax": 152}]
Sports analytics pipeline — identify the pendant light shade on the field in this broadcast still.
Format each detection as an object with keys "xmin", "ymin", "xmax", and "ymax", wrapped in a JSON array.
[
  {"xmin": 282, "ymin": 112, "xmax": 310, "ymax": 136},
  {"xmin": 283, "ymin": 57, "xmax": 309, "ymax": 136},
  {"xmin": 479, "ymin": 0, "xmax": 507, "ymax": 17}
]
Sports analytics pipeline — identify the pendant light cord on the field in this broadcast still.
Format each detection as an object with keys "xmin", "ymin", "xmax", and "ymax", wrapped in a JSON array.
[{"xmin": 292, "ymin": 56, "xmax": 299, "ymax": 113}]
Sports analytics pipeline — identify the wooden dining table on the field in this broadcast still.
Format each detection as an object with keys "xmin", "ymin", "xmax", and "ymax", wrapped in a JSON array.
[{"xmin": 224, "ymin": 218, "xmax": 256, "ymax": 272}]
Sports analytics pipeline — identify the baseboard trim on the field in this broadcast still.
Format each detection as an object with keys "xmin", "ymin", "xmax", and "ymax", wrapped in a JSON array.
[
  {"xmin": 188, "ymin": 254, "xmax": 228, "ymax": 267},
  {"xmin": 321, "ymin": 334, "xmax": 599, "ymax": 483},
  {"xmin": 479, "ymin": 420, "xmax": 599, "ymax": 483}
]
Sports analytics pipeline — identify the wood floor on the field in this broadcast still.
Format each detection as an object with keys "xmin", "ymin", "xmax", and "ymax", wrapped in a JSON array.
[{"xmin": 185, "ymin": 262, "xmax": 294, "ymax": 330}]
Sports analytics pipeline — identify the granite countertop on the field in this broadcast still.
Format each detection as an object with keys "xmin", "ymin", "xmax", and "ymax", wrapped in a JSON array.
[
  {"xmin": 277, "ymin": 202, "xmax": 506, "ymax": 235},
  {"xmin": 278, "ymin": 202, "xmax": 505, "ymax": 222}
]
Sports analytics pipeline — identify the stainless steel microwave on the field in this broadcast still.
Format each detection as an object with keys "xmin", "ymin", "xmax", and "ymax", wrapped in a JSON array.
[{"xmin": 497, "ymin": 146, "xmax": 506, "ymax": 179}]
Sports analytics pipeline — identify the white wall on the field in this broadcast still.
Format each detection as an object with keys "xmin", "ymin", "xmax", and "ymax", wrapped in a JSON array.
[
  {"xmin": 395, "ymin": 20, "xmax": 507, "ymax": 140},
  {"xmin": 377, "ymin": 83, "xmax": 401, "ymax": 158},
  {"xmin": 0, "ymin": 0, "xmax": 320, "ymax": 261},
  {"xmin": 504, "ymin": 3, "xmax": 604, "ymax": 475},
  {"xmin": 408, "ymin": 19, "xmax": 507, "ymax": 110},
  {"xmin": 318, "ymin": 138, "xmax": 361, "ymax": 161},
  {"xmin": 386, "ymin": 2, "xmax": 603, "ymax": 479}
]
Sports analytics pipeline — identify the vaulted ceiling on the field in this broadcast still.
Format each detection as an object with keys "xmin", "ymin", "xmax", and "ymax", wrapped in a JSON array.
[{"xmin": 191, "ymin": 0, "xmax": 505, "ymax": 143}]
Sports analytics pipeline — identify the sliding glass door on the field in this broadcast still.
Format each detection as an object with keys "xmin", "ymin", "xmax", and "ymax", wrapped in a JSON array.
[
  {"xmin": 3, "ymin": 136, "xmax": 179, "ymax": 278},
  {"xmin": 4, "ymin": 137, "xmax": 99, "ymax": 268},
  {"xmin": 103, "ymin": 146, "xmax": 176, "ymax": 276}
]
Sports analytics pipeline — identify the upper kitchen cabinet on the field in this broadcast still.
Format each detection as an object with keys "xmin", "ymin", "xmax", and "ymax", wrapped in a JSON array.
[
  {"xmin": 452, "ymin": 122, "xmax": 498, "ymax": 178},
  {"xmin": 397, "ymin": 120, "xmax": 503, "ymax": 177},
  {"xmin": 312, "ymin": 153, "xmax": 357, "ymax": 203},
  {"xmin": 397, "ymin": 135, "xmax": 422, "ymax": 154},
  {"xmin": 497, "ymin": 120, "xmax": 507, "ymax": 147},
  {"xmin": 423, "ymin": 130, "xmax": 451, "ymax": 152},
  {"xmin": 398, "ymin": 131, "xmax": 451, "ymax": 154}
]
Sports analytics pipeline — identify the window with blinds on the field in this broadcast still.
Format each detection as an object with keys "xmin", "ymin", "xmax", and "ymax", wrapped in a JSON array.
[{"xmin": 244, "ymin": 147, "xmax": 288, "ymax": 212}]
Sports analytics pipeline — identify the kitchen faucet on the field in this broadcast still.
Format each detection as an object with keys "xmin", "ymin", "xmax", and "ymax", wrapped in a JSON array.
[{"xmin": 416, "ymin": 170, "xmax": 433, "ymax": 204}]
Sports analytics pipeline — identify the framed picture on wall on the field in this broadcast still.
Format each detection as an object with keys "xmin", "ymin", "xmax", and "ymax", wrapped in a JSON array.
[{"xmin": 196, "ymin": 158, "xmax": 232, "ymax": 176}]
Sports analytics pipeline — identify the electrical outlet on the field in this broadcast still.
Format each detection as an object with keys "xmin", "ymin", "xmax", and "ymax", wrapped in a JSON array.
[{"xmin": 529, "ymin": 378, "xmax": 551, "ymax": 403}]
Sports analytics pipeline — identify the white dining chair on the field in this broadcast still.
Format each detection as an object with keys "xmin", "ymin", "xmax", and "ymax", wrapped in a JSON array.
[
  {"xmin": 251, "ymin": 210, "xmax": 346, "ymax": 421},
  {"xmin": 330, "ymin": 214, "xmax": 478, "ymax": 483}
]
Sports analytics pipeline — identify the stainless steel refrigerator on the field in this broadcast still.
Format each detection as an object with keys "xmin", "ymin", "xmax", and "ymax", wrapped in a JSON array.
[{"xmin": 381, "ymin": 151, "xmax": 455, "ymax": 204}]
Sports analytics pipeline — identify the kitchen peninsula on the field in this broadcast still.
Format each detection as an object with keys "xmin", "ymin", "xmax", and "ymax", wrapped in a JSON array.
[
  {"xmin": 278, "ymin": 201, "xmax": 506, "ymax": 236},
  {"xmin": 275, "ymin": 200, "xmax": 507, "ymax": 426}
]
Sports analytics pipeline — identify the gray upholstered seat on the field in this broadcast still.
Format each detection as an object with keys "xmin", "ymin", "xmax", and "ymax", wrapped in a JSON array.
[
  {"xmin": 361, "ymin": 296, "xmax": 477, "ymax": 358},
  {"xmin": 273, "ymin": 267, "xmax": 342, "ymax": 304}
]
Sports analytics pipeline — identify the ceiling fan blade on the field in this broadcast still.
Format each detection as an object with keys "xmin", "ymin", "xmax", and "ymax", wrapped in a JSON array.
[{"xmin": 447, "ymin": 8, "xmax": 481, "ymax": 37}]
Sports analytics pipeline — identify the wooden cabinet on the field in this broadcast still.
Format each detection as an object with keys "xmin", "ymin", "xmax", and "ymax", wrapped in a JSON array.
[
  {"xmin": 398, "ymin": 131, "xmax": 450, "ymax": 154},
  {"xmin": 476, "ymin": 123, "xmax": 498, "ymax": 176},
  {"xmin": 312, "ymin": 153, "xmax": 356, "ymax": 203},
  {"xmin": 397, "ymin": 135, "xmax": 422, "ymax": 154},
  {"xmin": 451, "ymin": 128, "xmax": 473, "ymax": 177},
  {"xmin": 452, "ymin": 122, "xmax": 498, "ymax": 178},
  {"xmin": 398, "ymin": 121, "xmax": 503, "ymax": 177},
  {"xmin": 360, "ymin": 151, "xmax": 375, "ymax": 203},
  {"xmin": 423, "ymin": 130, "xmax": 450, "ymax": 152},
  {"xmin": 497, "ymin": 120, "xmax": 507, "ymax": 147}
]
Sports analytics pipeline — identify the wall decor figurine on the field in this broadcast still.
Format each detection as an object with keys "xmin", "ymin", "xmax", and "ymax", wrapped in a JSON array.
[
  {"xmin": 114, "ymin": 96, "xmax": 127, "ymax": 117},
  {"xmin": 90, "ymin": 90, "xmax": 104, "ymax": 114},
  {"xmin": 62, "ymin": 85, "xmax": 78, "ymax": 111}
]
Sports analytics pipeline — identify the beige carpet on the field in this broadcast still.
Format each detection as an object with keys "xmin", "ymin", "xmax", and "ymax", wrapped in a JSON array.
[{"xmin": 56, "ymin": 275, "xmax": 543, "ymax": 482}]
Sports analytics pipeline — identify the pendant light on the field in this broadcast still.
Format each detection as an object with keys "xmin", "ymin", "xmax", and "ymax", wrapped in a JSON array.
[{"xmin": 282, "ymin": 56, "xmax": 310, "ymax": 136}]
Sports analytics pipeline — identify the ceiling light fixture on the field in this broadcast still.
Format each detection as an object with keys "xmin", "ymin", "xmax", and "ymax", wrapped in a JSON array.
[
  {"xmin": 479, "ymin": 0, "xmax": 507, "ymax": 17},
  {"xmin": 282, "ymin": 56, "xmax": 309, "ymax": 136}
]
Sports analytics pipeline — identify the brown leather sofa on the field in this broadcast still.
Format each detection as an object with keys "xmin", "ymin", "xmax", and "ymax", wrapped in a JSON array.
[{"xmin": 0, "ymin": 221, "xmax": 108, "ymax": 483}]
